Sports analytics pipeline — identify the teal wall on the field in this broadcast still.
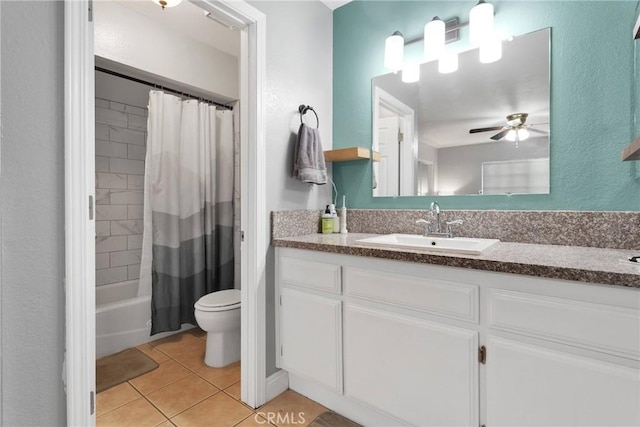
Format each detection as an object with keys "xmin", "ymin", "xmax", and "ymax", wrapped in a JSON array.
[
  {"xmin": 333, "ymin": 1, "xmax": 640, "ymax": 211},
  {"xmin": 635, "ymin": 1, "xmax": 640, "ymax": 137}
]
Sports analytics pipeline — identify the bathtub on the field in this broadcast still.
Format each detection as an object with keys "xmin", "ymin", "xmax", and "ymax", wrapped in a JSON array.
[{"xmin": 96, "ymin": 280, "xmax": 192, "ymax": 358}]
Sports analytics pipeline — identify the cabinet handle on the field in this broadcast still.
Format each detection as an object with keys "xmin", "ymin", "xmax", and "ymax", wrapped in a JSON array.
[{"xmin": 478, "ymin": 345, "xmax": 486, "ymax": 364}]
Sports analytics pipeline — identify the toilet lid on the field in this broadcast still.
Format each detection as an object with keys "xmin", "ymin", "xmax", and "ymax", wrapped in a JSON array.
[{"xmin": 196, "ymin": 289, "xmax": 241, "ymax": 308}]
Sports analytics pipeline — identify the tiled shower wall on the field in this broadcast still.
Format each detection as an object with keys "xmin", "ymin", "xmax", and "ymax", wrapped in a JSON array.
[{"xmin": 95, "ymin": 97, "xmax": 148, "ymax": 287}]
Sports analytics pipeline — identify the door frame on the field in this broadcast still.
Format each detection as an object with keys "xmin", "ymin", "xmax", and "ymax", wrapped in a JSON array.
[
  {"xmin": 372, "ymin": 86, "xmax": 416, "ymax": 196},
  {"xmin": 64, "ymin": 1, "xmax": 267, "ymax": 425}
]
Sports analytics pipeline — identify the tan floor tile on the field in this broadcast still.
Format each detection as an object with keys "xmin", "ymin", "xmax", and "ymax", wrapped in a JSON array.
[
  {"xmin": 96, "ymin": 397, "xmax": 167, "ymax": 427},
  {"xmin": 173, "ymin": 347, "xmax": 207, "ymax": 372},
  {"xmin": 129, "ymin": 360, "xmax": 191, "ymax": 395},
  {"xmin": 188, "ymin": 327, "xmax": 207, "ymax": 339},
  {"xmin": 224, "ymin": 381, "xmax": 241, "ymax": 400},
  {"xmin": 146, "ymin": 374, "xmax": 220, "ymax": 418},
  {"xmin": 259, "ymin": 390, "xmax": 327, "ymax": 427},
  {"xmin": 97, "ymin": 382, "xmax": 142, "ymax": 417},
  {"xmin": 195, "ymin": 361, "xmax": 241, "ymax": 389},
  {"xmin": 155, "ymin": 421, "xmax": 175, "ymax": 427},
  {"xmin": 151, "ymin": 332, "xmax": 206, "ymax": 358},
  {"xmin": 235, "ymin": 414, "xmax": 275, "ymax": 427},
  {"xmin": 171, "ymin": 392, "xmax": 253, "ymax": 427},
  {"xmin": 137, "ymin": 343, "xmax": 170, "ymax": 364}
]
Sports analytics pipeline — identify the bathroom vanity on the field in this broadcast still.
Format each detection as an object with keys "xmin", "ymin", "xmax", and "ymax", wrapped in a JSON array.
[{"xmin": 273, "ymin": 235, "xmax": 640, "ymax": 426}]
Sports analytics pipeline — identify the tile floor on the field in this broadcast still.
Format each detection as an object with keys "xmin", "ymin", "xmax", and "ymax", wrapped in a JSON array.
[{"xmin": 97, "ymin": 328, "xmax": 328, "ymax": 427}]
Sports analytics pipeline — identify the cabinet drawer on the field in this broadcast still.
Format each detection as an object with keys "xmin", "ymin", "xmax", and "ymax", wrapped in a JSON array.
[
  {"xmin": 280, "ymin": 256, "xmax": 342, "ymax": 294},
  {"xmin": 344, "ymin": 267, "xmax": 479, "ymax": 323},
  {"xmin": 488, "ymin": 289, "xmax": 640, "ymax": 359}
]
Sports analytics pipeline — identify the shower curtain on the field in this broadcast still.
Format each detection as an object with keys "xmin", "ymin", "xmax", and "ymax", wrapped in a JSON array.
[{"xmin": 139, "ymin": 91, "xmax": 235, "ymax": 335}]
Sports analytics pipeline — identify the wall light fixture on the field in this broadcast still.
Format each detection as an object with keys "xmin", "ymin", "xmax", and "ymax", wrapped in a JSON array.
[{"xmin": 383, "ymin": 1, "xmax": 499, "ymax": 81}]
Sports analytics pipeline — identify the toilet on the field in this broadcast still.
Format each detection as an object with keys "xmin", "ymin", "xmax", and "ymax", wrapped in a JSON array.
[{"xmin": 194, "ymin": 289, "xmax": 241, "ymax": 368}]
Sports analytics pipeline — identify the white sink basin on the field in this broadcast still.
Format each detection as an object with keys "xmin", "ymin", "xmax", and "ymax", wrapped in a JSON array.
[{"xmin": 355, "ymin": 234, "xmax": 500, "ymax": 255}]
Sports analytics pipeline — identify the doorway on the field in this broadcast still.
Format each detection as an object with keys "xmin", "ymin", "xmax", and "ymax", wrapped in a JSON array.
[
  {"xmin": 64, "ymin": 1, "xmax": 267, "ymax": 425},
  {"xmin": 372, "ymin": 86, "xmax": 417, "ymax": 197}
]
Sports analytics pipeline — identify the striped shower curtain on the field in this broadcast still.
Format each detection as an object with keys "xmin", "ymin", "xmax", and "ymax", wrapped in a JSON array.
[{"xmin": 139, "ymin": 91, "xmax": 235, "ymax": 335}]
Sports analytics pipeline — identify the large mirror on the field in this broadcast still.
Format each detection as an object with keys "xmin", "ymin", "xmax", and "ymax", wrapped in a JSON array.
[{"xmin": 372, "ymin": 28, "xmax": 550, "ymax": 197}]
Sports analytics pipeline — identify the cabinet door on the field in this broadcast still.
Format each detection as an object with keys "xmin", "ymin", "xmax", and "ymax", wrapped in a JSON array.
[
  {"xmin": 280, "ymin": 287, "xmax": 342, "ymax": 392},
  {"xmin": 486, "ymin": 336, "xmax": 640, "ymax": 426},
  {"xmin": 344, "ymin": 303, "xmax": 478, "ymax": 426}
]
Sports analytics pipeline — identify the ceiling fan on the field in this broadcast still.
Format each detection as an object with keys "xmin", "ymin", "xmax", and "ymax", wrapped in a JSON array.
[{"xmin": 469, "ymin": 113, "xmax": 548, "ymax": 143}]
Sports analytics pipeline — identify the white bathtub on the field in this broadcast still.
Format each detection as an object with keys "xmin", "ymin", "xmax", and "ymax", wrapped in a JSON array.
[{"xmin": 96, "ymin": 280, "xmax": 192, "ymax": 358}]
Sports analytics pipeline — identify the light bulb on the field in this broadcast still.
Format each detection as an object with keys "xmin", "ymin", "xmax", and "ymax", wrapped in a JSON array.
[
  {"xmin": 152, "ymin": 0, "xmax": 183, "ymax": 9},
  {"xmin": 438, "ymin": 50, "xmax": 458, "ymax": 74},
  {"xmin": 479, "ymin": 36, "xmax": 502, "ymax": 63},
  {"xmin": 402, "ymin": 63, "xmax": 420, "ymax": 83},
  {"xmin": 384, "ymin": 31, "xmax": 405, "ymax": 71},
  {"xmin": 505, "ymin": 128, "xmax": 530, "ymax": 142},
  {"xmin": 469, "ymin": 0, "xmax": 494, "ymax": 47},
  {"xmin": 424, "ymin": 17, "xmax": 445, "ymax": 60}
]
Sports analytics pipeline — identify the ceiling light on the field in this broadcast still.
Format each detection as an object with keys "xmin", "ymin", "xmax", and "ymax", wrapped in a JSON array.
[
  {"xmin": 438, "ymin": 50, "xmax": 458, "ymax": 74},
  {"xmin": 384, "ymin": 31, "xmax": 405, "ymax": 72},
  {"xmin": 469, "ymin": 0, "xmax": 494, "ymax": 47},
  {"xmin": 424, "ymin": 17, "xmax": 445, "ymax": 60},
  {"xmin": 479, "ymin": 36, "xmax": 502, "ymax": 63},
  {"xmin": 505, "ymin": 128, "xmax": 530, "ymax": 142},
  {"xmin": 402, "ymin": 63, "xmax": 420, "ymax": 83},
  {"xmin": 152, "ymin": 0, "xmax": 182, "ymax": 10}
]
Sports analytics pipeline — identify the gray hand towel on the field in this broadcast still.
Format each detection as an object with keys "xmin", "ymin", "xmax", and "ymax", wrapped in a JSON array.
[{"xmin": 294, "ymin": 123, "xmax": 327, "ymax": 185}]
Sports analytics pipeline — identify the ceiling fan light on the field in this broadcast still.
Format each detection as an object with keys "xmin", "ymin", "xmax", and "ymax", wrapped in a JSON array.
[
  {"xmin": 402, "ymin": 63, "xmax": 420, "ymax": 83},
  {"xmin": 152, "ymin": 0, "xmax": 182, "ymax": 9},
  {"xmin": 438, "ymin": 50, "xmax": 458, "ymax": 74},
  {"xmin": 479, "ymin": 37, "xmax": 502, "ymax": 63},
  {"xmin": 424, "ymin": 17, "xmax": 445, "ymax": 60},
  {"xmin": 384, "ymin": 31, "xmax": 405, "ymax": 71},
  {"xmin": 470, "ymin": 0, "xmax": 494, "ymax": 47},
  {"xmin": 505, "ymin": 128, "xmax": 530, "ymax": 142}
]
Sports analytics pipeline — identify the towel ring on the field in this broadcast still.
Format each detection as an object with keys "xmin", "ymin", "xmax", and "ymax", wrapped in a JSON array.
[{"xmin": 298, "ymin": 104, "xmax": 319, "ymax": 129}]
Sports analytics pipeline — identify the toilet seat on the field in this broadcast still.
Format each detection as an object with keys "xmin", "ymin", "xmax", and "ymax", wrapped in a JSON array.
[{"xmin": 195, "ymin": 289, "xmax": 241, "ymax": 312}]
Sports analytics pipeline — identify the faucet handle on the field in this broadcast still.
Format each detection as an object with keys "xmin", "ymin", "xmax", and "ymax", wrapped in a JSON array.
[
  {"xmin": 445, "ymin": 219, "xmax": 464, "ymax": 238},
  {"xmin": 416, "ymin": 218, "xmax": 431, "ymax": 235}
]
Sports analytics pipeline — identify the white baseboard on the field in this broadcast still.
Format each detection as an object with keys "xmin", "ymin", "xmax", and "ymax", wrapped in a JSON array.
[{"xmin": 265, "ymin": 369, "xmax": 289, "ymax": 403}]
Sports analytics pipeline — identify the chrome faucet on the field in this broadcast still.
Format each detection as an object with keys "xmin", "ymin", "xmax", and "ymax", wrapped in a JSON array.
[{"xmin": 415, "ymin": 201, "xmax": 464, "ymax": 238}]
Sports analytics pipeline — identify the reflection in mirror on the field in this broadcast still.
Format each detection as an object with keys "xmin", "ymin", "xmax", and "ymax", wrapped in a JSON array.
[{"xmin": 372, "ymin": 28, "xmax": 550, "ymax": 197}]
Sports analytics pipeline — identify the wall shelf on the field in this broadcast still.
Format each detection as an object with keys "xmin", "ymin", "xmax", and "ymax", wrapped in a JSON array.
[
  {"xmin": 621, "ymin": 137, "xmax": 640, "ymax": 161},
  {"xmin": 324, "ymin": 147, "xmax": 381, "ymax": 163}
]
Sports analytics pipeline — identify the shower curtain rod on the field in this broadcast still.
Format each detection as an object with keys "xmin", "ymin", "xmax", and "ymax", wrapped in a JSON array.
[{"xmin": 95, "ymin": 67, "xmax": 235, "ymax": 110}]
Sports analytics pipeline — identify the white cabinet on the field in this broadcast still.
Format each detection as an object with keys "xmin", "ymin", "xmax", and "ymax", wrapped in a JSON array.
[
  {"xmin": 344, "ymin": 303, "xmax": 478, "ymax": 426},
  {"xmin": 486, "ymin": 287, "xmax": 640, "ymax": 426},
  {"xmin": 279, "ymin": 287, "xmax": 342, "ymax": 392},
  {"xmin": 275, "ymin": 248, "xmax": 640, "ymax": 427},
  {"xmin": 486, "ymin": 336, "xmax": 640, "ymax": 426}
]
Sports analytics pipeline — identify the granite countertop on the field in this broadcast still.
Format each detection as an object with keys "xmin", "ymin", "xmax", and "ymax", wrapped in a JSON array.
[{"xmin": 272, "ymin": 233, "xmax": 640, "ymax": 288}]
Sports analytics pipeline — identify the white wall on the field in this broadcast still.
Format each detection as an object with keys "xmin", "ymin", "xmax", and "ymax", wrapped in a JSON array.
[
  {"xmin": 1, "ymin": 1, "xmax": 67, "ymax": 424},
  {"xmin": 94, "ymin": 1, "xmax": 239, "ymax": 102},
  {"xmin": 248, "ymin": 0, "xmax": 334, "ymax": 377}
]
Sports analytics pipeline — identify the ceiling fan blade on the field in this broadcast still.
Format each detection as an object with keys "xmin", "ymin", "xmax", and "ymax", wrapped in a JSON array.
[
  {"xmin": 528, "ymin": 127, "xmax": 548, "ymax": 136},
  {"xmin": 491, "ymin": 129, "xmax": 510, "ymax": 141},
  {"xmin": 469, "ymin": 126, "xmax": 504, "ymax": 134}
]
